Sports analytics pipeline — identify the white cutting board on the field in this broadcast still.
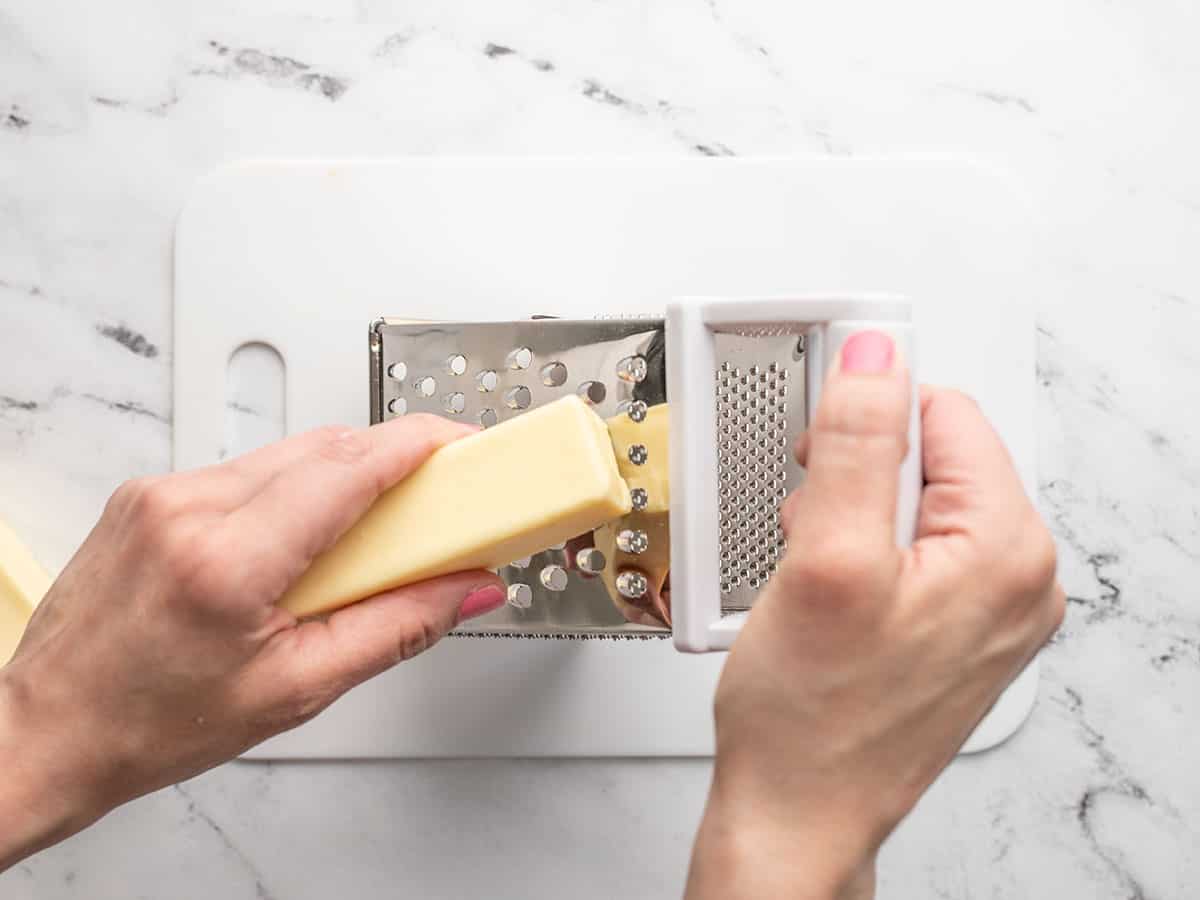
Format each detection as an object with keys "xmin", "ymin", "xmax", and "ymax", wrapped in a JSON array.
[{"xmin": 174, "ymin": 157, "xmax": 1039, "ymax": 758}]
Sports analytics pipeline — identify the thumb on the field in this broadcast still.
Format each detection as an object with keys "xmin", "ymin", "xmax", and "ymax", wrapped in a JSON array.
[
  {"xmin": 786, "ymin": 330, "xmax": 911, "ymax": 553},
  {"xmin": 279, "ymin": 570, "xmax": 507, "ymax": 693}
]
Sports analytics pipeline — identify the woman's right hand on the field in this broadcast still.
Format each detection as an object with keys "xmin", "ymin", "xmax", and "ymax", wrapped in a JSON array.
[{"xmin": 687, "ymin": 331, "xmax": 1064, "ymax": 900}]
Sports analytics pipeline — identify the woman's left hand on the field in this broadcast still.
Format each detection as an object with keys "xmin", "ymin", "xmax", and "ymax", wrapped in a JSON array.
[{"xmin": 0, "ymin": 415, "xmax": 506, "ymax": 870}]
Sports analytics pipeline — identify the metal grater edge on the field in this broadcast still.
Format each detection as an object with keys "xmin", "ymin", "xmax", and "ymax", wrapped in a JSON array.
[{"xmin": 448, "ymin": 631, "xmax": 671, "ymax": 641}]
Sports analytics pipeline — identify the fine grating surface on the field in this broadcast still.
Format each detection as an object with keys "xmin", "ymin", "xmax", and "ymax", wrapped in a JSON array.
[{"xmin": 713, "ymin": 331, "xmax": 808, "ymax": 611}]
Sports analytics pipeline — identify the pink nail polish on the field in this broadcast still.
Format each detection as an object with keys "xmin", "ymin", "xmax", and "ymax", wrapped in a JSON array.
[
  {"xmin": 458, "ymin": 585, "xmax": 506, "ymax": 622},
  {"xmin": 840, "ymin": 331, "xmax": 895, "ymax": 374}
]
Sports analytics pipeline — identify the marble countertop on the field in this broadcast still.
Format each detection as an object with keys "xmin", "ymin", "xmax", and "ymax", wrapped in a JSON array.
[{"xmin": 2, "ymin": 2, "xmax": 1198, "ymax": 897}]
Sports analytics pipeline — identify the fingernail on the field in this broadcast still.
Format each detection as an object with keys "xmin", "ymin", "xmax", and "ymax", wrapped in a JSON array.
[
  {"xmin": 458, "ymin": 585, "xmax": 506, "ymax": 623},
  {"xmin": 840, "ymin": 330, "xmax": 895, "ymax": 374}
]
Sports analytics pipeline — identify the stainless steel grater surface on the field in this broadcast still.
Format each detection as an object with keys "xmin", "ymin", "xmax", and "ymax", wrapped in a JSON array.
[
  {"xmin": 369, "ymin": 317, "xmax": 807, "ymax": 639},
  {"xmin": 711, "ymin": 331, "xmax": 807, "ymax": 611}
]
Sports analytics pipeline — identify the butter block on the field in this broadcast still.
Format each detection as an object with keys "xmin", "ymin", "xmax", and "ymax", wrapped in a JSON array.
[
  {"xmin": 0, "ymin": 518, "xmax": 52, "ymax": 666},
  {"xmin": 281, "ymin": 395, "xmax": 632, "ymax": 618},
  {"xmin": 607, "ymin": 403, "xmax": 669, "ymax": 513},
  {"xmin": 594, "ymin": 509, "xmax": 671, "ymax": 625},
  {"xmin": 598, "ymin": 403, "xmax": 671, "ymax": 625}
]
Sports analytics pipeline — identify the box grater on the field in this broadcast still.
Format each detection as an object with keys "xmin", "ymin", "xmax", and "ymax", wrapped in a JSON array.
[{"xmin": 369, "ymin": 296, "xmax": 921, "ymax": 653}]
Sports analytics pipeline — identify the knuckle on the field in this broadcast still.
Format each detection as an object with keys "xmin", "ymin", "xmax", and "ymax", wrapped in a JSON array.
[
  {"xmin": 778, "ymin": 489, "xmax": 802, "ymax": 530},
  {"xmin": 315, "ymin": 426, "xmax": 372, "ymax": 466},
  {"xmin": 393, "ymin": 615, "xmax": 449, "ymax": 665},
  {"xmin": 1046, "ymin": 585, "xmax": 1065, "ymax": 633},
  {"xmin": 140, "ymin": 483, "xmax": 182, "ymax": 527},
  {"xmin": 128, "ymin": 476, "xmax": 186, "ymax": 528},
  {"xmin": 787, "ymin": 535, "xmax": 887, "ymax": 601},
  {"xmin": 816, "ymin": 377, "xmax": 910, "ymax": 439},
  {"xmin": 818, "ymin": 395, "xmax": 901, "ymax": 440},
  {"xmin": 1045, "ymin": 585, "xmax": 1067, "ymax": 635},
  {"xmin": 396, "ymin": 620, "xmax": 438, "ymax": 663},
  {"xmin": 1003, "ymin": 527, "xmax": 1059, "ymax": 598},
  {"xmin": 106, "ymin": 478, "xmax": 141, "ymax": 515},
  {"xmin": 288, "ymin": 687, "xmax": 337, "ymax": 726},
  {"xmin": 255, "ymin": 687, "xmax": 337, "ymax": 737},
  {"xmin": 811, "ymin": 422, "xmax": 910, "ymax": 474},
  {"xmin": 111, "ymin": 478, "xmax": 203, "ymax": 559},
  {"xmin": 109, "ymin": 476, "xmax": 165, "ymax": 521},
  {"xmin": 1031, "ymin": 531, "xmax": 1060, "ymax": 586},
  {"xmin": 159, "ymin": 527, "xmax": 220, "ymax": 594},
  {"xmin": 110, "ymin": 477, "xmax": 230, "ymax": 598}
]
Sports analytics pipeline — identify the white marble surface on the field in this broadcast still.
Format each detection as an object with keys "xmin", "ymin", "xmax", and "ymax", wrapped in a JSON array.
[{"xmin": 1, "ymin": 1, "xmax": 1197, "ymax": 897}]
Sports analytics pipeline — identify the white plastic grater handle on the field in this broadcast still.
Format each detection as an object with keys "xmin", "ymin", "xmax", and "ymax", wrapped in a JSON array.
[{"xmin": 666, "ymin": 295, "xmax": 921, "ymax": 653}]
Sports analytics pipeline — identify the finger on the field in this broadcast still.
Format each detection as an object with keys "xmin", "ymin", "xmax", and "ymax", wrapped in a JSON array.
[
  {"xmin": 916, "ymin": 387, "xmax": 1027, "ymax": 539},
  {"xmin": 788, "ymin": 331, "xmax": 912, "ymax": 552},
  {"xmin": 227, "ymin": 427, "xmax": 374, "ymax": 491},
  {"xmin": 169, "ymin": 426, "xmax": 375, "ymax": 509},
  {"xmin": 280, "ymin": 570, "xmax": 506, "ymax": 692},
  {"xmin": 793, "ymin": 430, "xmax": 811, "ymax": 468},
  {"xmin": 228, "ymin": 414, "xmax": 477, "ymax": 570}
]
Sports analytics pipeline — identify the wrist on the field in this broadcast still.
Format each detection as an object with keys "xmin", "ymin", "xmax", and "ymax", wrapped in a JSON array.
[
  {"xmin": 0, "ymin": 661, "xmax": 113, "ymax": 870},
  {"xmin": 686, "ymin": 765, "xmax": 879, "ymax": 900}
]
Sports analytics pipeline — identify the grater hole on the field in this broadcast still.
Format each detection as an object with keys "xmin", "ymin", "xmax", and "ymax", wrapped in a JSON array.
[
  {"xmin": 616, "ymin": 570, "xmax": 648, "ymax": 600},
  {"xmin": 507, "ymin": 583, "xmax": 533, "ymax": 610},
  {"xmin": 540, "ymin": 565, "xmax": 569, "ymax": 592},
  {"xmin": 414, "ymin": 376, "xmax": 436, "ymax": 398},
  {"xmin": 387, "ymin": 397, "xmax": 407, "ymax": 416},
  {"xmin": 540, "ymin": 362, "xmax": 568, "ymax": 387},
  {"xmin": 446, "ymin": 354, "xmax": 468, "ymax": 376},
  {"xmin": 504, "ymin": 386, "xmax": 532, "ymax": 410},
  {"xmin": 479, "ymin": 408, "xmax": 498, "ymax": 427},
  {"xmin": 476, "ymin": 370, "xmax": 499, "ymax": 392},
  {"xmin": 443, "ymin": 392, "xmax": 465, "ymax": 414},
  {"xmin": 510, "ymin": 556, "xmax": 531, "ymax": 569},
  {"xmin": 578, "ymin": 380, "xmax": 607, "ymax": 405},
  {"xmin": 387, "ymin": 362, "xmax": 407, "ymax": 381},
  {"xmin": 616, "ymin": 355, "xmax": 648, "ymax": 383},
  {"xmin": 616, "ymin": 529, "xmax": 649, "ymax": 555},
  {"xmin": 507, "ymin": 347, "xmax": 533, "ymax": 370},
  {"xmin": 576, "ymin": 548, "xmax": 607, "ymax": 574}
]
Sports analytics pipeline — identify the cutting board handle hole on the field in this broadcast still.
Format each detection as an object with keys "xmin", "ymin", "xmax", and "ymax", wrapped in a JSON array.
[{"xmin": 223, "ymin": 341, "xmax": 286, "ymax": 460}]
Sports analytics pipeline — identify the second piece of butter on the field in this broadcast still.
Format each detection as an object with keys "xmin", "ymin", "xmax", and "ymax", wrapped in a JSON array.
[
  {"xmin": 598, "ymin": 403, "xmax": 671, "ymax": 620},
  {"xmin": 0, "ymin": 518, "xmax": 52, "ymax": 666},
  {"xmin": 608, "ymin": 403, "xmax": 669, "ymax": 514},
  {"xmin": 281, "ymin": 396, "xmax": 632, "ymax": 618}
]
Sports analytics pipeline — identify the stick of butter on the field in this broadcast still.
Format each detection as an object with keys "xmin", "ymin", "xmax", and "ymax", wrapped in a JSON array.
[
  {"xmin": 281, "ymin": 395, "xmax": 632, "ymax": 618},
  {"xmin": 0, "ymin": 518, "xmax": 52, "ymax": 666}
]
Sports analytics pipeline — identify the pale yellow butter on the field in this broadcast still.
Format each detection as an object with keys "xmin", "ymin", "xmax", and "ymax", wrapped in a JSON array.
[
  {"xmin": 598, "ymin": 404, "xmax": 671, "ymax": 621},
  {"xmin": 281, "ymin": 395, "xmax": 632, "ymax": 618},
  {"xmin": 0, "ymin": 518, "xmax": 51, "ymax": 666},
  {"xmin": 607, "ymin": 403, "xmax": 669, "ymax": 514}
]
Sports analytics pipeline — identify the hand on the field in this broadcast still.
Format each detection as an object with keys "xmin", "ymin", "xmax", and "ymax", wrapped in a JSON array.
[
  {"xmin": 686, "ymin": 331, "xmax": 1064, "ymax": 899},
  {"xmin": 0, "ymin": 416, "xmax": 506, "ymax": 870}
]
